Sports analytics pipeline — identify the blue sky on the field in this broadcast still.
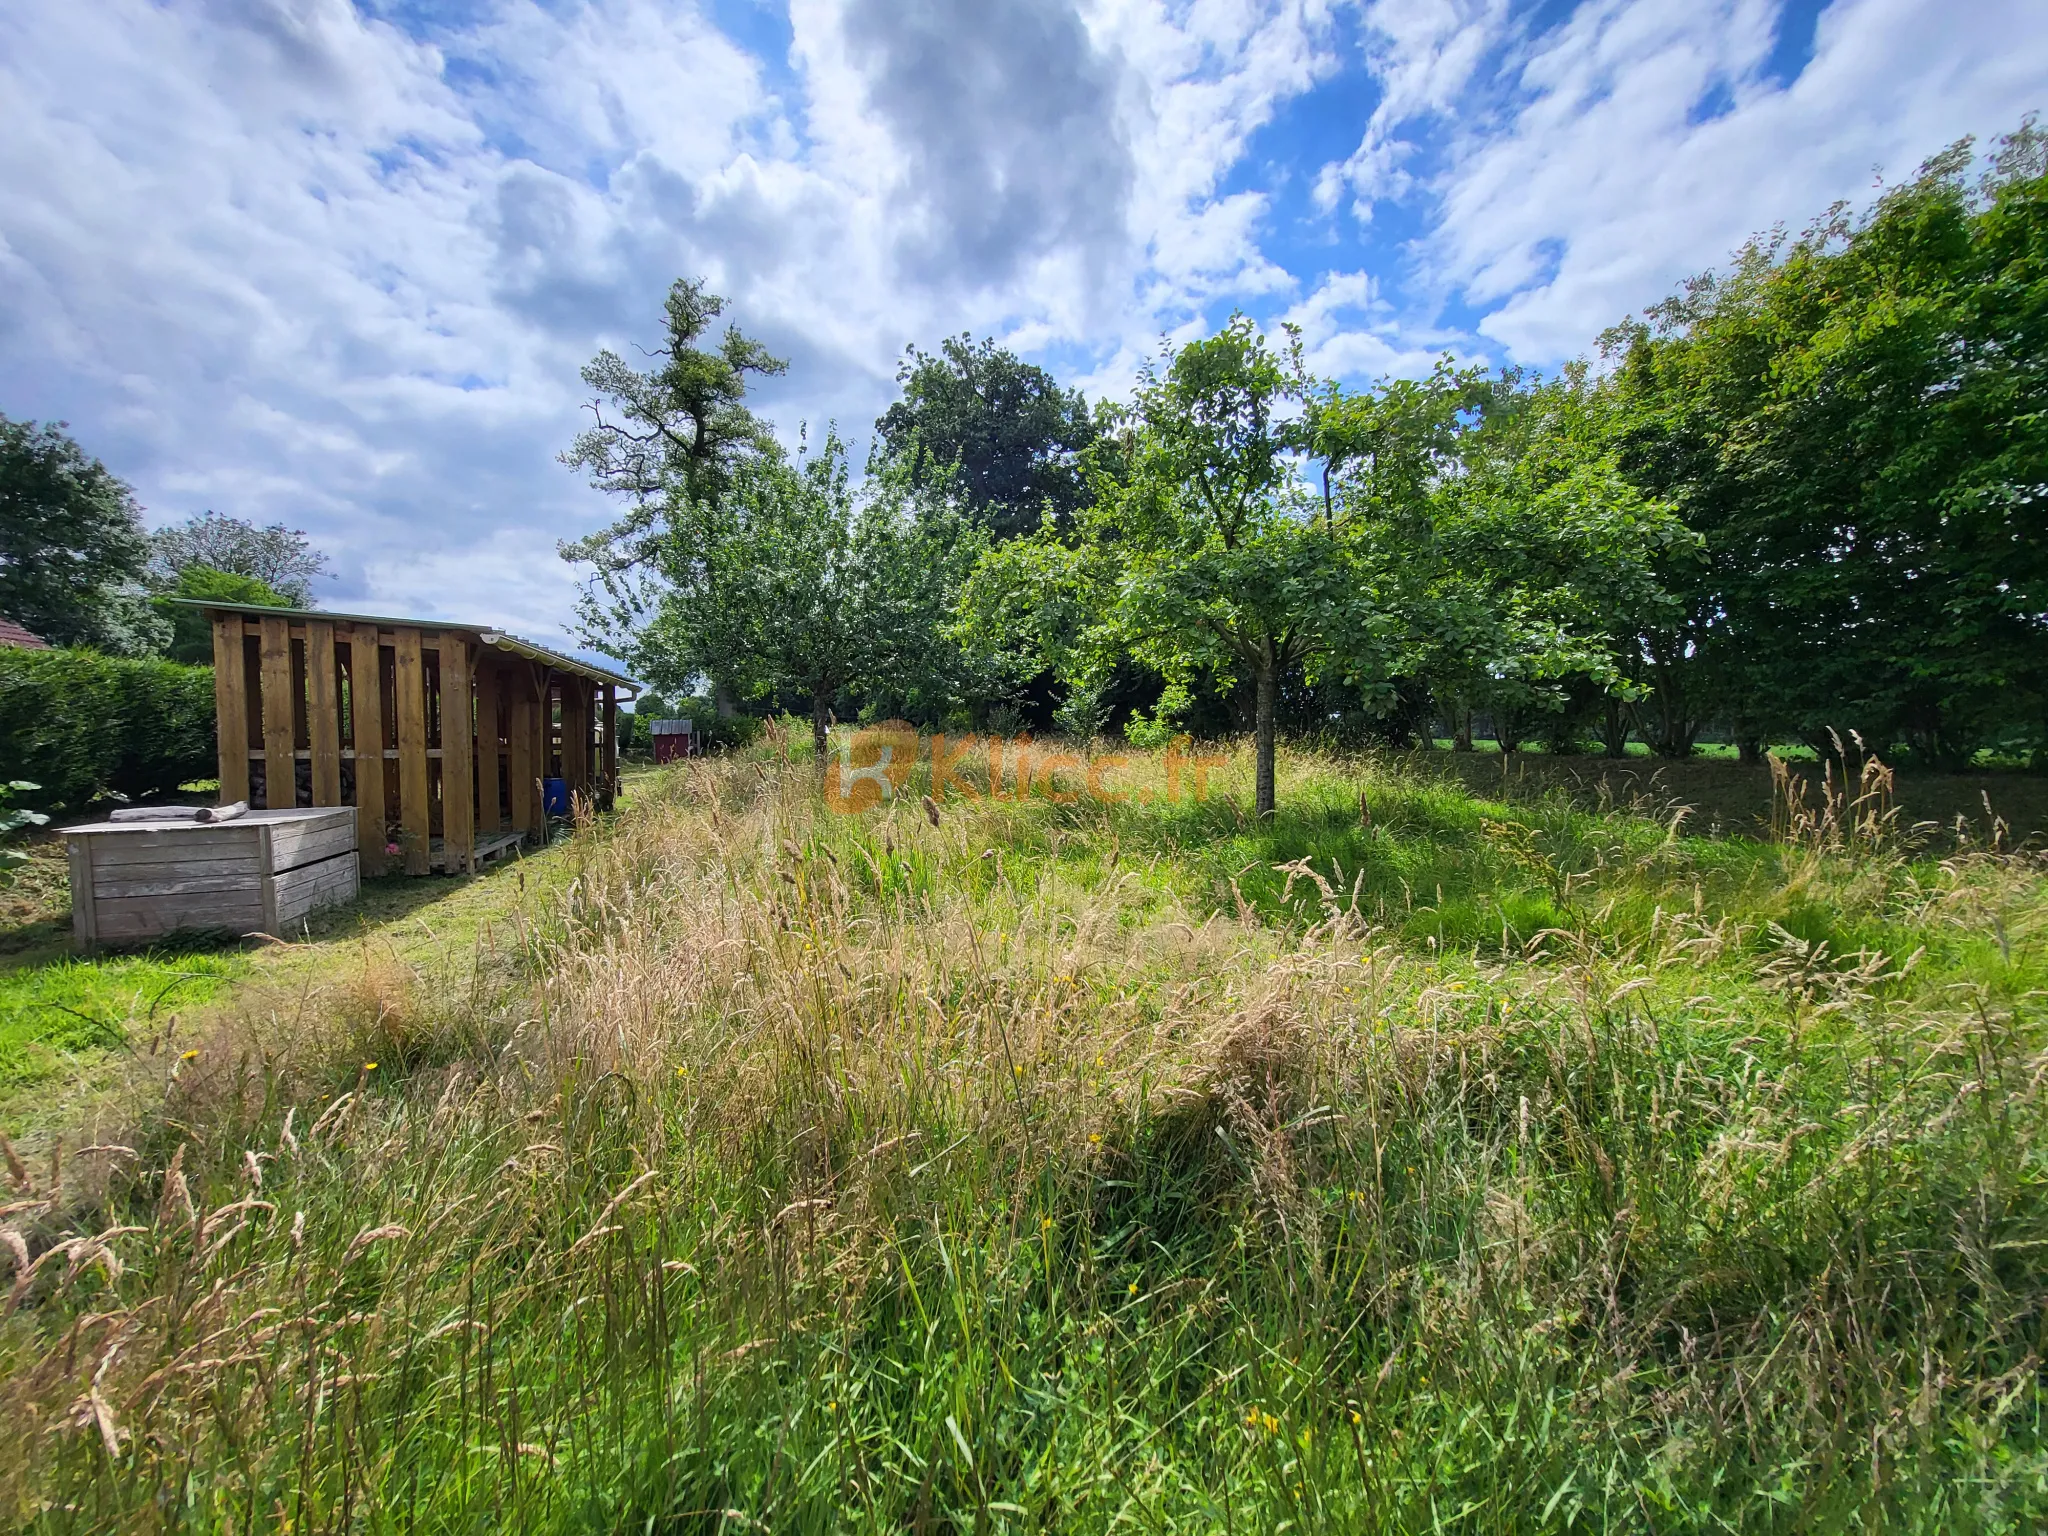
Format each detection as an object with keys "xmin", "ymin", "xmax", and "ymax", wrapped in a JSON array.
[{"xmin": 1, "ymin": 0, "xmax": 2041, "ymax": 650}]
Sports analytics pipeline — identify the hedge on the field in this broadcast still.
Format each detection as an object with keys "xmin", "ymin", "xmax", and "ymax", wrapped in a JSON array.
[{"xmin": 0, "ymin": 648, "xmax": 216, "ymax": 813}]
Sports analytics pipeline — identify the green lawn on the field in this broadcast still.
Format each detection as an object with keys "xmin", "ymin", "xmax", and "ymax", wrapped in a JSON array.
[{"xmin": 0, "ymin": 948, "xmax": 248, "ymax": 1092}]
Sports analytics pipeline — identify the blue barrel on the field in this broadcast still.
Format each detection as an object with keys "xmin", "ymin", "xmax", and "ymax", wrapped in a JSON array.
[{"xmin": 543, "ymin": 776, "xmax": 569, "ymax": 817}]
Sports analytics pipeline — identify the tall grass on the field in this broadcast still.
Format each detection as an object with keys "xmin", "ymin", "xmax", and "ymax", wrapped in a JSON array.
[{"xmin": 3, "ymin": 742, "xmax": 2045, "ymax": 1531}]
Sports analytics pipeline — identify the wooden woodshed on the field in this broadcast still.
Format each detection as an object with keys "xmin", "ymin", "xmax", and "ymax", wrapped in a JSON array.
[{"xmin": 177, "ymin": 601, "xmax": 638, "ymax": 877}]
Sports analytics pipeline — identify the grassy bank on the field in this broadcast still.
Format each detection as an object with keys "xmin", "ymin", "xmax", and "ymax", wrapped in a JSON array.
[{"xmin": 2, "ymin": 742, "xmax": 2045, "ymax": 1531}]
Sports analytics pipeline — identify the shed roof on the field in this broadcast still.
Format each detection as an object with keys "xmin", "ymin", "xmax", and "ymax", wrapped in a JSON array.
[
  {"xmin": 168, "ymin": 599, "xmax": 639, "ymax": 693},
  {"xmin": 0, "ymin": 617, "xmax": 49, "ymax": 649}
]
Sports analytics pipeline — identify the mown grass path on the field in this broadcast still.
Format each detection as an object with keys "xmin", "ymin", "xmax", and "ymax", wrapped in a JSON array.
[{"xmin": 0, "ymin": 824, "xmax": 560, "ymax": 1143}]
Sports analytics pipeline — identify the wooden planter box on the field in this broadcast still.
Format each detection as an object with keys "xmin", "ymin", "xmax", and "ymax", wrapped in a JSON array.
[{"xmin": 65, "ymin": 808, "xmax": 359, "ymax": 947}]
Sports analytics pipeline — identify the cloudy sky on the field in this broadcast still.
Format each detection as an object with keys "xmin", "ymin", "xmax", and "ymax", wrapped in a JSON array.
[{"xmin": 2, "ymin": 0, "xmax": 2041, "ymax": 652}]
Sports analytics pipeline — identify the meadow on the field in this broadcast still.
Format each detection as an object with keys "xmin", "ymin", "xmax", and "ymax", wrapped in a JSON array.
[{"xmin": 0, "ymin": 739, "xmax": 2044, "ymax": 1532}]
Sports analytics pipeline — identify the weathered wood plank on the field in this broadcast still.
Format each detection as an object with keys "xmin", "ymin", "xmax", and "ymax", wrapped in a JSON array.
[
  {"xmin": 91, "ymin": 898, "xmax": 266, "ymax": 940},
  {"xmin": 349, "ymin": 626, "xmax": 388, "ymax": 877},
  {"xmin": 561, "ymin": 681, "xmax": 585, "ymax": 798},
  {"xmin": 508, "ymin": 681, "xmax": 536, "ymax": 836},
  {"xmin": 259, "ymin": 825, "xmax": 280, "ymax": 932},
  {"xmin": 394, "ymin": 628, "xmax": 430, "ymax": 875},
  {"xmin": 87, "ymin": 860, "xmax": 266, "ymax": 884},
  {"xmin": 94, "ymin": 871, "xmax": 266, "ymax": 899},
  {"xmin": 70, "ymin": 826, "xmax": 264, "ymax": 858},
  {"xmin": 259, "ymin": 615, "xmax": 296, "ymax": 809},
  {"xmin": 275, "ymin": 850, "xmax": 359, "ymax": 925},
  {"xmin": 212, "ymin": 613, "xmax": 250, "ymax": 805},
  {"xmin": 474, "ymin": 659, "xmax": 501, "ymax": 832},
  {"xmin": 543, "ymin": 675, "xmax": 559, "ymax": 782},
  {"xmin": 307, "ymin": 621, "xmax": 342, "ymax": 806},
  {"xmin": 67, "ymin": 837, "xmax": 96, "ymax": 946},
  {"xmin": 440, "ymin": 637, "xmax": 474, "ymax": 874},
  {"xmin": 265, "ymin": 812, "xmax": 357, "ymax": 872},
  {"xmin": 543, "ymin": 674, "xmax": 561, "ymax": 808},
  {"xmin": 601, "ymin": 684, "xmax": 618, "ymax": 809}
]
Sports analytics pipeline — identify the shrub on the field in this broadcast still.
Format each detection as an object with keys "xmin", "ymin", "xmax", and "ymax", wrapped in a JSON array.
[
  {"xmin": 0, "ymin": 647, "xmax": 215, "ymax": 812},
  {"xmin": 152, "ymin": 565, "xmax": 291, "ymax": 664},
  {"xmin": 696, "ymin": 711, "xmax": 762, "ymax": 752}
]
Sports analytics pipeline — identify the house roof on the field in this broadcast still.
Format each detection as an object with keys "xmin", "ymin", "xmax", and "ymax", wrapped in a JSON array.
[
  {"xmin": 166, "ymin": 599, "xmax": 639, "ymax": 692},
  {"xmin": 0, "ymin": 618, "xmax": 48, "ymax": 649}
]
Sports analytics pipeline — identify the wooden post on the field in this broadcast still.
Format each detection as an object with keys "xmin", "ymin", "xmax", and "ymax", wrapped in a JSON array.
[
  {"xmin": 394, "ymin": 627, "xmax": 430, "ymax": 875},
  {"xmin": 601, "ymin": 684, "xmax": 618, "ymax": 808},
  {"xmin": 441, "ymin": 637, "xmax": 474, "ymax": 874},
  {"xmin": 508, "ymin": 681, "xmax": 536, "ymax": 839},
  {"xmin": 67, "ymin": 836, "xmax": 96, "ymax": 950},
  {"xmin": 538, "ymin": 672, "xmax": 556, "ymax": 803},
  {"xmin": 474, "ymin": 658, "xmax": 501, "ymax": 832},
  {"xmin": 350, "ymin": 626, "xmax": 387, "ymax": 877},
  {"xmin": 259, "ymin": 615, "xmax": 295, "ymax": 810},
  {"xmin": 559, "ymin": 682, "xmax": 580, "ymax": 800},
  {"xmin": 579, "ymin": 683, "xmax": 595, "ymax": 794},
  {"xmin": 211, "ymin": 612, "xmax": 249, "ymax": 805},
  {"xmin": 583, "ymin": 683, "xmax": 598, "ymax": 792},
  {"xmin": 307, "ymin": 620, "xmax": 342, "ymax": 806}
]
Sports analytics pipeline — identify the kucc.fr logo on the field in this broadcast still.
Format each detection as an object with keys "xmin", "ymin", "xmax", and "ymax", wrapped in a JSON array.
[{"xmin": 823, "ymin": 721, "xmax": 1227, "ymax": 814}]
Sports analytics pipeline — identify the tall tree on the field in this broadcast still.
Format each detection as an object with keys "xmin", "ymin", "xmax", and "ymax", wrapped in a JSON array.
[
  {"xmin": 0, "ymin": 416, "xmax": 165, "ymax": 656},
  {"xmin": 560, "ymin": 278, "xmax": 787, "ymax": 698},
  {"xmin": 965, "ymin": 317, "xmax": 1402, "ymax": 817},
  {"xmin": 153, "ymin": 566, "xmax": 293, "ymax": 664},
  {"xmin": 1413, "ymin": 370, "xmax": 1693, "ymax": 754},
  {"xmin": 1296, "ymin": 356, "xmax": 1479, "ymax": 534},
  {"xmin": 875, "ymin": 335, "xmax": 1097, "ymax": 541},
  {"xmin": 1604, "ymin": 121, "xmax": 2048, "ymax": 766},
  {"xmin": 636, "ymin": 433, "xmax": 981, "ymax": 758},
  {"xmin": 148, "ymin": 512, "xmax": 328, "ymax": 605}
]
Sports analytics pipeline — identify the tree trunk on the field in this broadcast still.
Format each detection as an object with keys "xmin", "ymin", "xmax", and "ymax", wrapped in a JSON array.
[
  {"xmin": 1737, "ymin": 736, "xmax": 1764, "ymax": 767},
  {"xmin": 714, "ymin": 679, "xmax": 737, "ymax": 720},
  {"xmin": 811, "ymin": 690, "xmax": 831, "ymax": 765},
  {"xmin": 1496, "ymin": 708, "xmax": 1522, "ymax": 755},
  {"xmin": 1601, "ymin": 698, "xmax": 1630, "ymax": 759},
  {"xmin": 1254, "ymin": 664, "xmax": 1278, "ymax": 820},
  {"xmin": 1453, "ymin": 704, "xmax": 1474, "ymax": 752}
]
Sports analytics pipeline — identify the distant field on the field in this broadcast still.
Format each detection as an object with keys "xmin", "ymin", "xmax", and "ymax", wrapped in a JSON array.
[
  {"xmin": 1, "ymin": 741, "xmax": 2044, "ymax": 1531},
  {"xmin": 1413, "ymin": 747, "xmax": 2048, "ymax": 842}
]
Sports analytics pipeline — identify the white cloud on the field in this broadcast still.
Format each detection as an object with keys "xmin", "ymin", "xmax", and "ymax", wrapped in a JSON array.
[
  {"xmin": 1278, "ymin": 268, "xmax": 1452, "ymax": 378},
  {"xmin": 0, "ymin": 0, "xmax": 1347, "ymax": 648},
  {"xmin": 1344, "ymin": 0, "xmax": 2048, "ymax": 361},
  {"xmin": 0, "ymin": 0, "xmax": 2036, "ymax": 653}
]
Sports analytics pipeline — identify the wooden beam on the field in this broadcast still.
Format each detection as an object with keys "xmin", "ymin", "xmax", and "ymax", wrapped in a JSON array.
[
  {"xmin": 579, "ymin": 682, "xmax": 596, "ymax": 794},
  {"xmin": 349, "ymin": 626, "xmax": 388, "ymax": 877},
  {"xmin": 508, "ymin": 677, "xmax": 536, "ymax": 838},
  {"xmin": 537, "ymin": 670, "xmax": 556, "ymax": 813},
  {"xmin": 583, "ymin": 682, "xmax": 599, "ymax": 793},
  {"xmin": 211, "ymin": 613, "xmax": 249, "ymax": 805},
  {"xmin": 394, "ymin": 627, "xmax": 430, "ymax": 875},
  {"xmin": 601, "ymin": 684, "xmax": 618, "ymax": 809},
  {"xmin": 242, "ymin": 634, "xmax": 262, "ymax": 757},
  {"xmin": 306, "ymin": 621, "xmax": 342, "ymax": 806},
  {"xmin": 441, "ymin": 637, "xmax": 474, "ymax": 874},
  {"xmin": 473, "ymin": 658, "xmax": 500, "ymax": 832},
  {"xmin": 577, "ymin": 683, "xmax": 593, "ymax": 796},
  {"xmin": 67, "ymin": 836, "xmax": 97, "ymax": 950},
  {"xmin": 259, "ymin": 615, "xmax": 296, "ymax": 810},
  {"xmin": 558, "ymin": 681, "xmax": 579, "ymax": 801}
]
